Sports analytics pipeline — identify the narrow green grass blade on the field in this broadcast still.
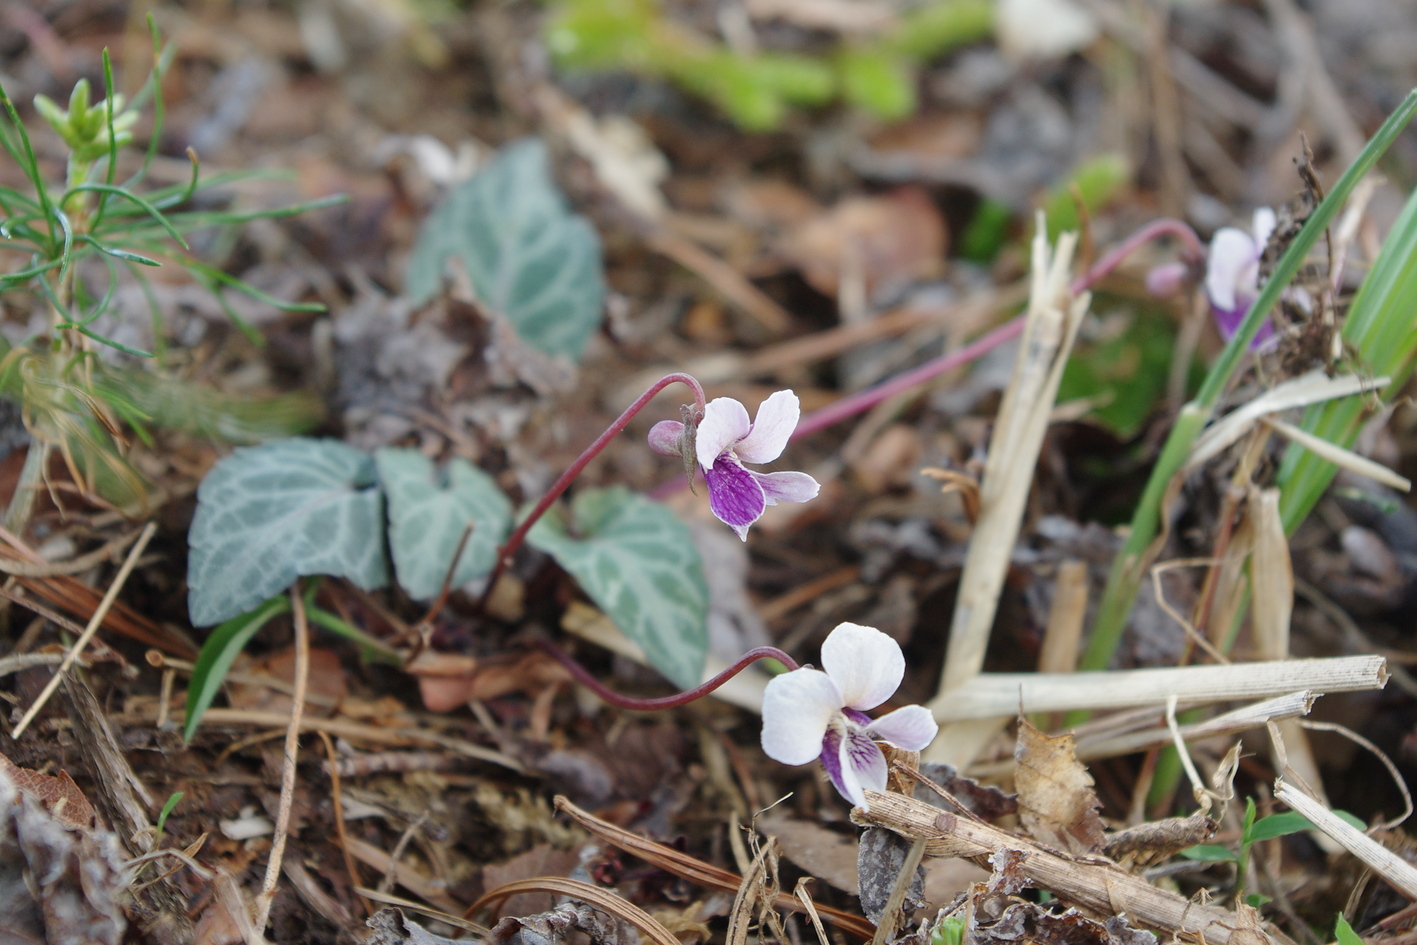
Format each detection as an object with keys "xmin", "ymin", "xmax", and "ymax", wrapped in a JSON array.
[
  {"xmin": 1278, "ymin": 182, "xmax": 1417, "ymax": 531},
  {"xmin": 183, "ymin": 594, "xmax": 291, "ymax": 742},
  {"xmin": 0, "ymin": 81, "xmax": 59, "ymax": 252},
  {"xmin": 64, "ymin": 184, "xmax": 188, "ymax": 248},
  {"xmin": 1080, "ymin": 87, "xmax": 1417, "ymax": 677}
]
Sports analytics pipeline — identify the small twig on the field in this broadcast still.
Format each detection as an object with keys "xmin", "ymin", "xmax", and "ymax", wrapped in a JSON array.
[
  {"xmin": 1298, "ymin": 719, "xmax": 1412, "ymax": 829},
  {"xmin": 0, "ymin": 527, "xmax": 141, "ymax": 577},
  {"xmin": 380, "ymin": 811, "xmax": 430, "ymax": 896},
  {"xmin": 11, "ymin": 521, "xmax": 156, "ymax": 739},
  {"xmin": 870, "ymin": 838, "xmax": 926, "ymax": 945},
  {"xmin": 316, "ymin": 730, "xmax": 370, "ymax": 918},
  {"xmin": 252, "ymin": 582, "xmax": 311, "ymax": 934}
]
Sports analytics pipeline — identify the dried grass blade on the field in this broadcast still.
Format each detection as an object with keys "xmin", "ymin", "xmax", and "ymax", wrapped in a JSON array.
[
  {"xmin": 468, "ymin": 876, "xmax": 681, "ymax": 945},
  {"xmin": 1274, "ymin": 780, "xmax": 1417, "ymax": 899},
  {"xmin": 1263, "ymin": 416, "xmax": 1410, "ymax": 491},
  {"xmin": 1187, "ymin": 371, "xmax": 1387, "ymax": 470},
  {"xmin": 554, "ymin": 796, "xmax": 875, "ymax": 939}
]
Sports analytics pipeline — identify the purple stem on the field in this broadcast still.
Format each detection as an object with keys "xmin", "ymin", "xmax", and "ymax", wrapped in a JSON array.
[
  {"xmin": 794, "ymin": 217, "xmax": 1205, "ymax": 441},
  {"xmin": 480, "ymin": 372, "xmax": 707, "ymax": 604},
  {"xmin": 539, "ymin": 639, "xmax": 799, "ymax": 710}
]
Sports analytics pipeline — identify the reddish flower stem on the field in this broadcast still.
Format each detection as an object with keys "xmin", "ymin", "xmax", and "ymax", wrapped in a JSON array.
[
  {"xmin": 538, "ymin": 639, "xmax": 799, "ymax": 710},
  {"xmin": 479, "ymin": 372, "xmax": 707, "ymax": 605},
  {"xmin": 794, "ymin": 218, "xmax": 1205, "ymax": 440}
]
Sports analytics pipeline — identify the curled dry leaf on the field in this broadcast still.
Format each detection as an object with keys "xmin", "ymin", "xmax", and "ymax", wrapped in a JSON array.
[
  {"xmin": 1013, "ymin": 719, "xmax": 1105, "ymax": 855},
  {"xmin": 0, "ymin": 752, "xmax": 94, "ymax": 830}
]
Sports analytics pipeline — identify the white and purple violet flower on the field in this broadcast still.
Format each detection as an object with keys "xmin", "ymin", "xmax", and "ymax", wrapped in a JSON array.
[
  {"xmin": 760, "ymin": 622, "xmax": 938, "ymax": 810},
  {"xmin": 1205, "ymin": 206, "xmax": 1277, "ymax": 346},
  {"xmin": 649, "ymin": 390, "xmax": 820, "ymax": 540}
]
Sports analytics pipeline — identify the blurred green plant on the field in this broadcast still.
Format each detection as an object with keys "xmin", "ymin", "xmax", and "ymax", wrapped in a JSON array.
[
  {"xmin": 1180, "ymin": 798, "xmax": 1364, "ymax": 905},
  {"xmin": 545, "ymin": 0, "xmax": 992, "ymax": 130},
  {"xmin": 0, "ymin": 19, "xmax": 332, "ymax": 519}
]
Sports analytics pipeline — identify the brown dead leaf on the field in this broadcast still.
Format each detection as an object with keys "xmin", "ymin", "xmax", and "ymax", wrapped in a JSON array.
[
  {"xmin": 1013, "ymin": 719, "xmax": 1104, "ymax": 855},
  {"xmin": 0, "ymin": 753, "xmax": 94, "ymax": 830},
  {"xmin": 408, "ymin": 650, "xmax": 569, "ymax": 713},
  {"xmin": 758, "ymin": 813, "xmax": 859, "ymax": 893},
  {"xmin": 782, "ymin": 188, "xmax": 946, "ymax": 300},
  {"xmin": 482, "ymin": 844, "xmax": 582, "ymax": 919},
  {"xmin": 225, "ymin": 646, "xmax": 347, "ymax": 716}
]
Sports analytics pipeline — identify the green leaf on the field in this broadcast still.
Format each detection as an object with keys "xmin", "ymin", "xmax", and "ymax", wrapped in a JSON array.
[
  {"xmin": 527, "ymin": 486, "xmax": 709, "ymax": 688},
  {"xmin": 1245, "ymin": 893, "xmax": 1273, "ymax": 908},
  {"xmin": 839, "ymin": 48, "xmax": 916, "ymax": 120},
  {"xmin": 1279, "ymin": 181, "xmax": 1417, "ymax": 532},
  {"xmin": 1178, "ymin": 844, "xmax": 1239, "ymax": 862},
  {"xmin": 184, "ymin": 595, "xmax": 290, "ymax": 741},
  {"xmin": 1335, "ymin": 915, "xmax": 1364, "ymax": 945},
  {"xmin": 406, "ymin": 138, "xmax": 605, "ymax": 361},
  {"xmin": 156, "ymin": 792, "xmax": 184, "ymax": 833},
  {"xmin": 1058, "ymin": 306, "xmax": 1195, "ymax": 437},
  {"xmin": 187, "ymin": 439, "xmax": 389, "ymax": 626},
  {"xmin": 1246, "ymin": 810, "xmax": 1315, "ymax": 843},
  {"xmin": 375, "ymin": 448, "xmax": 513, "ymax": 600}
]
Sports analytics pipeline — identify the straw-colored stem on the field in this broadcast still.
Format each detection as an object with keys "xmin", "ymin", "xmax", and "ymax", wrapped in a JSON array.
[
  {"xmin": 1275, "ymin": 780, "xmax": 1417, "ymax": 899},
  {"xmin": 10, "ymin": 520, "xmax": 155, "ymax": 739},
  {"xmin": 253, "ymin": 583, "xmax": 311, "ymax": 934},
  {"xmin": 930, "ymin": 655, "xmax": 1385, "ymax": 722}
]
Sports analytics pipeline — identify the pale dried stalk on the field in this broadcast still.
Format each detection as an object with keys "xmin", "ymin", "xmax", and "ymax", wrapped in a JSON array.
[
  {"xmin": 1263, "ymin": 416, "xmax": 1411, "ymax": 491},
  {"xmin": 1187, "ymin": 370, "xmax": 1388, "ymax": 471},
  {"xmin": 936, "ymin": 221, "xmax": 1090, "ymax": 695},
  {"xmin": 930, "ymin": 655, "xmax": 1385, "ymax": 721},
  {"xmin": 11, "ymin": 521, "xmax": 156, "ymax": 739},
  {"xmin": 1073, "ymin": 691, "xmax": 1316, "ymax": 762},
  {"xmin": 1037, "ymin": 560, "xmax": 1088, "ymax": 675},
  {"xmin": 1274, "ymin": 780, "xmax": 1417, "ymax": 900},
  {"xmin": 854, "ymin": 789, "xmax": 1285, "ymax": 945},
  {"xmin": 1249, "ymin": 489, "xmax": 1331, "ymax": 818},
  {"xmin": 252, "ymin": 584, "xmax": 311, "ymax": 934}
]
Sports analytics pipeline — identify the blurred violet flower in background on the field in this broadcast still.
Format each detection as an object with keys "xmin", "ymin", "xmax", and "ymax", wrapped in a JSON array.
[
  {"xmin": 759, "ymin": 622, "xmax": 938, "ymax": 810},
  {"xmin": 650, "ymin": 390, "xmax": 819, "ymax": 540},
  {"xmin": 1205, "ymin": 207, "xmax": 1277, "ymax": 346}
]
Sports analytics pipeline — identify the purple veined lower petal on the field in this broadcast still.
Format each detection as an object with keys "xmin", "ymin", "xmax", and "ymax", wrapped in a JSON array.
[
  {"xmin": 696, "ymin": 397, "xmax": 751, "ymax": 469},
  {"xmin": 1205, "ymin": 227, "xmax": 1259, "ymax": 313},
  {"xmin": 648, "ymin": 420, "xmax": 685, "ymax": 458},
  {"xmin": 704, "ymin": 457, "xmax": 767, "ymax": 541},
  {"xmin": 735, "ymin": 390, "xmax": 800, "ymax": 465},
  {"xmin": 820, "ymin": 622, "xmax": 905, "ymax": 711},
  {"xmin": 754, "ymin": 470, "xmax": 820, "ymax": 506},
  {"xmin": 863, "ymin": 705, "xmax": 939, "ymax": 752},
  {"xmin": 761, "ymin": 669, "xmax": 843, "ymax": 766},
  {"xmin": 832, "ymin": 727, "xmax": 888, "ymax": 811}
]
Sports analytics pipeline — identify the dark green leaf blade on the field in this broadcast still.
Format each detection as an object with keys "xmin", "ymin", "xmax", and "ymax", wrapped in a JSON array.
[
  {"xmin": 527, "ymin": 486, "xmax": 708, "ymax": 688},
  {"xmin": 375, "ymin": 448, "xmax": 513, "ymax": 600},
  {"xmin": 406, "ymin": 138, "xmax": 605, "ymax": 361},
  {"xmin": 184, "ymin": 595, "xmax": 290, "ymax": 741},
  {"xmin": 187, "ymin": 439, "xmax": 388, "ymax": 625}
]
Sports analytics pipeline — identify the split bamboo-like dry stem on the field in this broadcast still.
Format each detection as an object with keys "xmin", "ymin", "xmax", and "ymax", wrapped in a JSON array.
[
  {"xmin": 931, "ymin": 655, "xmax": 1385, "ymax": 721},
  {"xmin": 855, "ymin": 789, "xmax": 1292, "ymax": 945},
  {"xmin": 1275, "ymin": 781, "xmax": 1417, "ymax": 900}
]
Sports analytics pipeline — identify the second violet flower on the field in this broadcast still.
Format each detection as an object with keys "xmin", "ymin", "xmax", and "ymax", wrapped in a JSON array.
[{"xmin": 650, "ymin": 390, "xmax": 820, "ymax": 540}]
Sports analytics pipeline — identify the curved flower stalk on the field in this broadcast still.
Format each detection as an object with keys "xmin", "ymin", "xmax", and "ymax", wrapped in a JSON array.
[
  {"xmin": 1206, "ymin": 207, "xmax": 1277, "ymax": 345},
  {"xmin": 650, "ymin": 390, "xmax": 820, "ymax": 539},
  {"xmin": 760, "ymin": 622, "xmax": 937, "ymax": 810}
]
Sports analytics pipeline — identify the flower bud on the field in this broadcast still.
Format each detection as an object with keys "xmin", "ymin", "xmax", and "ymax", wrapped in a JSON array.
[{"xmin": 1145, "ymin": 261, "xmax": 1188, "ymax": 298}]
